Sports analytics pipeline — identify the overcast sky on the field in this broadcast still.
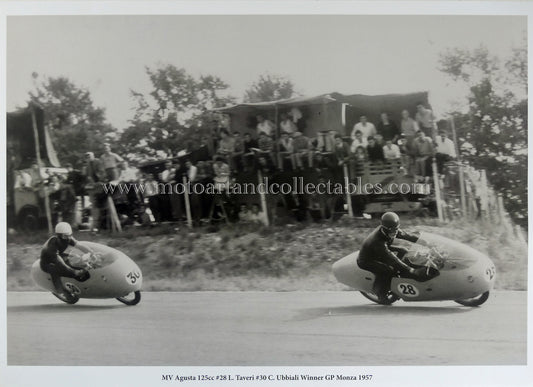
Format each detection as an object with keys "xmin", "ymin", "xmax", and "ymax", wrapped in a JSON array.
[{"xmin": 6, "ymin": 15, "xmax": 526, "ymax": 130}]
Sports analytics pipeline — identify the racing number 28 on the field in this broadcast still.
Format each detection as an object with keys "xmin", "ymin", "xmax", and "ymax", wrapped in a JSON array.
[{"xmin": 399, "ymin": 283, "xmax": 418, "ymax": 296}]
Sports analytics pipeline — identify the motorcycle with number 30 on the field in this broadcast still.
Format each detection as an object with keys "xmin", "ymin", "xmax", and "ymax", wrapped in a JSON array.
[
  {"xmin": 333, "ymin": 232, "xmax": 495, "ymax": 307},
  {"xmin": 31, "ymin": 241, "xmax": 142, "ymax": 305}
]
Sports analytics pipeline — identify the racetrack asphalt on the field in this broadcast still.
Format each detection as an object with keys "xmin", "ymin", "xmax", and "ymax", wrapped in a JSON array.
[{"xmin": 6, "ymin": 290, "xmax": 526, "ymax": 366}]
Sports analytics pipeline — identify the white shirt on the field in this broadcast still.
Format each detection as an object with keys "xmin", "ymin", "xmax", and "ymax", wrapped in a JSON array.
[
  {"xmin": 280, "ymin": 119, "xmax": 297, "ymax": 134},
  {"xmin": 160, "ymin": 168, "xmax": 175, "ymax": 183},
  {"xmin": 187, "ymin": 165, "xmax": 198, "ymax": 183},
  {"xmin": 383, "ymin": 144, "xmax": 401, "ymax": 160},
  {"xmin": 351, "ymin": 122, "xmax": 377, "ymax": 141},
  {"xmin": 119, "ymin": 167, "xmax": 138, "ymax": 182},
  {"xmin": 350, "ymin": 137, "xmax": 368, "ymax": 153},
  {"xmin": 257, "ymin": 120, "xmax": 275, "ymax": 136},
  {"xmin": 434, "ymin": 136, "xmax": 456, "ymax": 158},
  {"xmin": 14, "ymin": 171, "xmax": 32, "ymax": 189}
]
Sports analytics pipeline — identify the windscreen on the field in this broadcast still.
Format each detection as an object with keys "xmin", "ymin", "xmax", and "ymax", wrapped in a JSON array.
[{"xmin": 66, "ymin": 242, "xmax": 120, "ymax": 269}]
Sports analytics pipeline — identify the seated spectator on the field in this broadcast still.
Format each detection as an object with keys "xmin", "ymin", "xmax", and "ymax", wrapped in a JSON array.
[
  {"xmin": 415, "ymin": 103, "xmax": 437, "ymax": 140},
  {"xmin": 350, "ymin": 130, "xmax": 368, "ymax": 153},
  {"xmin": 199, "ymin": 135, "xmax": 215, "ymax": 159},
  {"xmin": 434, "ymin": 130, "xmax": 457, "ymax": 174},
  {"xmin": 292, "ymin": 131, "xmax": 312, "ymax": 169},
  {"xmin": 351, "ymin": 115, "xmax": 377, "ymax": 141},
  {"xmin": 249, "ymin": 203, "xmax": 268, "ymax": 226},
  {"xmin": 28, "ymin": 162, "xmax": 46, "ymax": 189},
  {"xmin": 375, "ymin": 133, "xmax": 385, "ymax": 146},
  {"xmin": 213, "ymin": 156, "xmax": 231, "ymax": 192},
  {"xmin": 413, "ymin": 130, "xmax": 435, "ymax": 182},
  {"xmin": 349, "ymin": 145, "xmax": 367, "ymax": 180},
  {"xmin": 256, "ymin": 155, "xmax": 275, "ymax": 175},
  {"xmin": 278, "ymin": 131, "xmax": 295, "ymax": 170},
  {"xmin": 256, "ymin": 114, "xmax": 275, "ymax": 137},
  {"xmin": 333, "ymin": 134, "xmax": 350, "ymax": 166},
  {"xmin": 377, "ymin": 112, "xmax": 400, "ymax": 143},
  {"xmin": 100, "ymin": 143, "xmax": 124, "ymax": 181},
  {"xmin": 366, "ymin": 136, "xmax": 385, "ymax": 162},
  {"xmin": 383, "ymin": 140, "xmax": 401, "ymax": 161},
  {"xmin": 279, "ymin": 112, "xmax": 297, "ymax": 135},
  {"xmin": 255, "ymin": 131, "xmax": 276, "ymax": 167}
]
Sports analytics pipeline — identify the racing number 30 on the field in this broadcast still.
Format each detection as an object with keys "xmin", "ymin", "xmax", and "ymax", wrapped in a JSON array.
[
  {"xmin": 397, "ymin": 283, "xmax": 419, "ymax": 297},
  {"xmin": 126, "ymin": 271, "xmax": 141, "ymax": 284}
]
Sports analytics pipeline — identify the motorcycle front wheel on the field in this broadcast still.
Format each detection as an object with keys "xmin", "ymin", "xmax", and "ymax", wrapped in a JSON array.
[
  {"xmin": 360, "ymin": 291, "xmax": 399, "ymax": 305},
  {"xmin": 116, "ymin": 291, "xmax": 141, "ymax": 306},
  {"xmin": 454, "ymin": 291, "xmax": 489, "ymax": 307}
]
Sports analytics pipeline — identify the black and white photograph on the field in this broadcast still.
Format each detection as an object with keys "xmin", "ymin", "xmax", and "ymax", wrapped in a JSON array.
[{"xmin": 1, "ymin": 2, "xmax": 531, "ymax": 387}]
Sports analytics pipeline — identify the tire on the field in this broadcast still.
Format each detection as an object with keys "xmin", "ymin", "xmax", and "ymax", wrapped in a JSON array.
[
  {"xmin": 116, "ymin": 290, "xmax": 141, "ymax": 306},
  {"xmin": 360, "ymin": 291, "xmax": 399, "ymax": 305},
  {"xmin": 454, "ymin": 291, "xmax": 490, "ymax": 307},
  {"xmin": 52, "ymin": 292, "xmax": 80, "ymax": 305}
]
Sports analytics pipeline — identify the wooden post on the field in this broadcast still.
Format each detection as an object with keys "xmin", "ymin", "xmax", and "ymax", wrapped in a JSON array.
[
  {"xmin": 479, "ymin": 169, "xmax": 489, "ymax": 220},
  {"xmin": 449, "ymin": 117, "xmax": 467, "ymax": 218},
  {"xmin": 31, "ymin": 106, "xmax": 53, "ymax": 234},
  {"xmin": 257, "ymin": 169, "xmax": 270, "ymax": 226},
  {"xmin": 107, "ymin": 195, "xmax": 122, "ymax": 232},
  {"xmin": 182, "ymin": 175, "xmax": 192, "ymax": 229},
  {"xmin": 432, "ymin": 158, "xmax": 444, "ymax": 222},
  {"xmin": 343, "ymin": 164, "xmax": 353, "ymax": 217}
]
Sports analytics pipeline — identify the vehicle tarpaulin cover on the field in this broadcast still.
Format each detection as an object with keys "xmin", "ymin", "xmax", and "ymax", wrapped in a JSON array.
[{"xmin": 7, "ymin": 103, "xmax": 61, "ymax": 168}]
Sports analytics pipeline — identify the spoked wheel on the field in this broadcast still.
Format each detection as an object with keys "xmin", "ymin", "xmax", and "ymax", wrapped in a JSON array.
[
  {"xmin": 454, "ymin": 291, "xmax": 490, "ymax": 307},
  {"xmin": 360, "ymin": 291, "xmax": 399, "ymax": 305},
  {"xmin": 52, "ymin": 292, "xmax": 79, "ymax": 305},
  {"xmin": 116, "ymin": 291, "xmax": 141, "ymax": 306}
]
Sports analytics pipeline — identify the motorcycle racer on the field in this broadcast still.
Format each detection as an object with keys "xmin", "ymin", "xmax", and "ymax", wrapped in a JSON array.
[
  {"xmin": 357, "ymin": 212, "xmax": 433, "ymax": 302},
  {"xmin": 39, "ymin": 222, "xmax": 94, "ymax": 302}
]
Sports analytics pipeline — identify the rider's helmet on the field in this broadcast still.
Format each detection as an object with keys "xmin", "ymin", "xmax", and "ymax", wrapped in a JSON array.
[
  {"xmin": 380, "ymin": 212, "xmax": 400, "ymax": 239},
  {"xmin": 55, "ymin": 222, "xmax": 73, "ymax": 238}
]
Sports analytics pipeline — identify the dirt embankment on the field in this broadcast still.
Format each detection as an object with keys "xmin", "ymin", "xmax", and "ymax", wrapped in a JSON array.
[{"xmin": 6, "ymin": 217, "xmax": 527, "ymax": 291}]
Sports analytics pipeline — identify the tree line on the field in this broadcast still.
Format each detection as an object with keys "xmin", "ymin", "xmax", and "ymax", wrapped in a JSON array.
[{"xmin": 22, "ymin": 45, "xmax": 527, "ymax": 224}]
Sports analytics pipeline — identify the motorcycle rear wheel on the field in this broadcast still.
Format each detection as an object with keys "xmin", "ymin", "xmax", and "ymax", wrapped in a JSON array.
[
  {"xmin": 454, "ymin": 291, "xmax": 490, "ymax": 307},
  {"xmin": 52, "ymin": 292, "xmax": 80, "ymax": 305},
  {"xmin": 360, "ymin": 291, "xmax": 399, "ymax": 305},
  {"xmin": 116, "ymin": 290, "xmax": 141, "ymax": 306}
]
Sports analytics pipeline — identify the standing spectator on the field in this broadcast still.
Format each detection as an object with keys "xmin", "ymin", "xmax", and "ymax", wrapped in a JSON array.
[
  {"xmin": 413, "ymin": 130, "xmax": 435, "ymax": 182},
  {"xmin": 159, "ymin": 160, "xmax": 176, "ymax": 221},
  {"xmin": 242, "ymin": 132, "xmax": 258, "ymax": 170},
  {"xmin": 383, "ymin": 140, "xmax": 401, "ymax": 161},
  {"xmin": 14, "ymin": 169, "xmax": 32, "ymax": 189},
  {"xmin": 415, "ymin": 103, "xmax": 437, "ymax": 140},
  {"xmin": 118, "ymin": 160, "xmax": 138, "ymax": 182},
  {"xmin": 377, "ymin": 112, "xmax": 400, "ymax": 143},
  {"xmin": 82, "ymin": 152, "xmax": 105, "ymax": 230},
  {"xmin": 351, "ymin": 115, "xmax": 377, "ymax": 141},
  {"xmin": 143, "ymin": 173, "xmax": 161, "ymax": 222},
  {"xmin": 213, "ymin": 156, "xmax": 231, "ymax": 192},
  {"xmin": 28, "ymin": 162, "xmax": 46, "ymax": 189},
  {"xmin": 434, "ymin": 130, "xmax": 457, "ymax": 174},
  {"xmin": 256, "ymin": 114, "xmax": 275, "ymax": 137},
  {"xmin": 100, "ymin": 143, "xmax": 124, "ymax": 181},
  {"xmin": 232, "ymin": 131, "xmax": 245, "ymax": 171},
  {"xmin": 366, "ymin": 136, "xmax": 385, "ymax": 162},
  {"xmin": 279, "ymin": 112, "xmax": 297, "ymax": 135},
  {"xmin": 350, "ymin": 130, "xmax": 368, "ymax": 153},
  {"xmin": 217, "ymin": 128, "xmax": 235, "ymax": 156},
  {"xmin": 170, "ymin": 161, "xmax": 185, "ymax": 221},
  {"xmin": 400, "ymin": 109, "xmax": 419, "ymax": 175}
]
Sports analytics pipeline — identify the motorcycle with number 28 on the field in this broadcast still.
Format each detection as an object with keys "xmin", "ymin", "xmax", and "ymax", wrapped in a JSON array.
[
  {"xmin": 333, "ymin": 232, "xmax": 496, "ymax": 307},
  {"xmin": 31, "ymin": 241, "xmax": 142, "ymax": 305}
]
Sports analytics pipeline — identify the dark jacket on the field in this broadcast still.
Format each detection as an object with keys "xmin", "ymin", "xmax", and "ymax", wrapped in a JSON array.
[{"xmin": 358, "ymin": 226, "xmax": 419, "ymax": 269}]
